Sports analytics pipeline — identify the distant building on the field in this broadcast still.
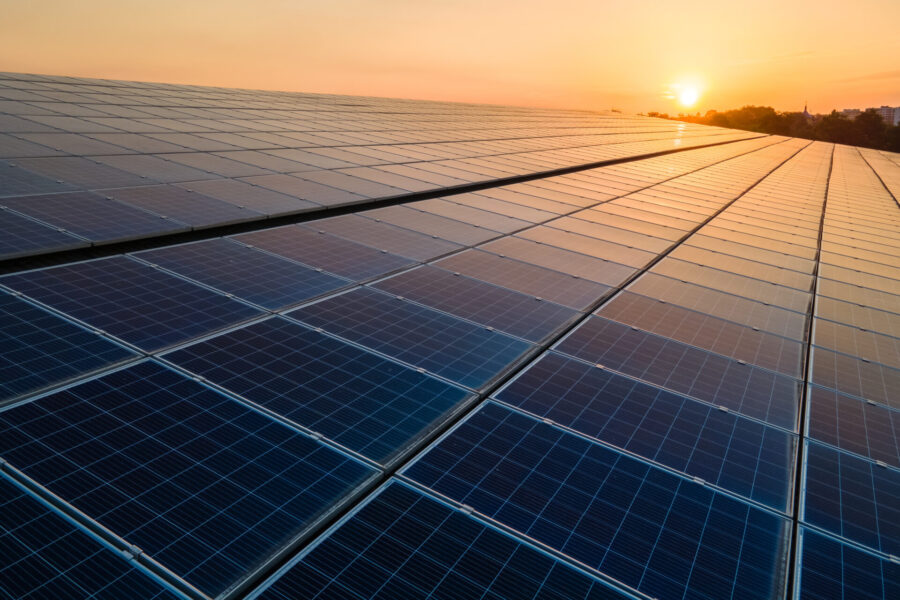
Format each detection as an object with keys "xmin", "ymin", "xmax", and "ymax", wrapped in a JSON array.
[
  {"xmin": 802, "ymin": 102, "xmax": 813, "ymax": 120},
  {"xmin": 873, "ymin": 105, "xmax": 900, "ymax": 126}
]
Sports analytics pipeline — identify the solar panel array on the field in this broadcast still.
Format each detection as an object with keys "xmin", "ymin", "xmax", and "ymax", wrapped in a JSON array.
[{"xmin": 1, "ymin": 72, "xmax": 898, "ymax": 600}]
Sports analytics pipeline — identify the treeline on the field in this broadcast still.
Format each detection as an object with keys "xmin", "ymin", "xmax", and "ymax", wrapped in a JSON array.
[{"xmin": 648, "ymin": 106, "xmax": 900, "ymax": 152}]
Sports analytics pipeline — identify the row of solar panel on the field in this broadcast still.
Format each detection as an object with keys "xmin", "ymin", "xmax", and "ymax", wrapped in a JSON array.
[
  {"xmin": 0, "ymin": 135, "xmax": 809, "ymax": 599},
  {"xmin": 0, "ymin": 73, "xmax": 763, "ymax": 259},
  {"xmin": 0, "ymin": 130, "xmax": 761, "ymax": 260},
  {"xmin": 796, "ymin": 143, "xmax": 900, "ymax": 595}
]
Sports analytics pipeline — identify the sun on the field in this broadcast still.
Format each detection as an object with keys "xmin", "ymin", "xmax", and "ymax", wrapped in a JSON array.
[{"xmin": 678, "ymin": 86, "xmax": 700, "ymax": 108}]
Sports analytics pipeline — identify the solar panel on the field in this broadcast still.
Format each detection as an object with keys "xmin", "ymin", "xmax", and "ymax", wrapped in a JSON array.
[
  {"xmin": 0, "ymin": 160, "xmax": 77, "ymax": 197},
  {"xmin": 251, "ymin": 481, "xmax": 635, "ymax": 600},
  {"xmin": 495, "ymin": 352, "xmax": 796, "ymax": 510},
  {"xmin": 135, "ymin": 238, "xmax": 351, "ymax": 310},
  {"xmin": 797, "ymin": 528, "xmax": 900, "ymax": 600},
  {"xmin": 0, "ymin": 474, "xmax": 180, "ymax": 600},
  {"xmin": 0, "ymin": 360, "xmax": 378, "ymax": 597},
  {"xmin": 313, "ymin": 214, "xmax": 463, "ymax": 261},
  {"xmin": 481, "ymin": 236, "xmax": 636, "ymax": 286},
  {"xmin": 103, "ymin": 184, "xmax": 263, "ymax": 229},
  {"xmin": 0, "ymin": 256, "xmax": 263, "ymax": 351},
  {"xmin": 1, "ymin": 191, "xmax": 188, "ymax": 243},
  {"xmin": 803, "ymin": 441, "xmax": 900, "ymax": 556},
  {"xmin": 596, "ymin": 291, "xmax": 805, "ymax": 377},
  {"xmin": 403, "ymin": 402, "xmax": 791, "ymax": 600},
  {"xmin": 0, "ymin": 207, "xmax": 88, "ymax": 260},
  {"xmin": 372, "ymin": 265, "xmax": 580, "ymax": 343},
  {"xmin": 806, "ymin": 384, "xmax": 900, "ymax": 467},
  {"xmin": 555, "ymin": 316, "xmax": 801, "ymax": 429},
  {"xmin": 163, "ymin": 317, "xmax": 473, "ymax": 464},
  {"xmin": 236, "ymin": 225, "xmax": 415, "ymax": 282},
  {"xmin": 0, "ymin": 290, "xmax": 135, "ymax": 402},
  {"xmin": 288, "ymin": 287, "xmax": 533, "ymax": 390},
  {"xmin": 810, "ymin": 347, "xmax": 900, "ymax": 408},
  {"xmin": 434, "ymin": 249, "xmax": 612, "ymax": 311},
  {"xmin": 627, "ymin": 272, "xmax": 807, "ymax": 339}
]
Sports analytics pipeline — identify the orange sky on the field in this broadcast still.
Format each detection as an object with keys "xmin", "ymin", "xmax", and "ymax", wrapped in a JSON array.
[{"xmin": 1, "ymin": 0, "xmax": 897, "ymax": 115}]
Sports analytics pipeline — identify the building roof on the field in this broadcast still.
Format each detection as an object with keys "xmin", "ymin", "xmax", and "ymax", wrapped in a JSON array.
[{"xmin": 1, "ymin": 72, "xmax": 899, "ymax": 600}]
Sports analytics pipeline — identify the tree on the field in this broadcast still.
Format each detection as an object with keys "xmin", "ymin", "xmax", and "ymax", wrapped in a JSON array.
[{"xmin": 854, "ymin": 109, "xmax": 887, "ymax": 148}]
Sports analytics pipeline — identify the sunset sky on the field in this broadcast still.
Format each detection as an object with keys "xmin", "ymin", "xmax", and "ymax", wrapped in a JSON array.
[{"xmin": 1, "ymin": 0, "xmax": 897, "ymax": 114}]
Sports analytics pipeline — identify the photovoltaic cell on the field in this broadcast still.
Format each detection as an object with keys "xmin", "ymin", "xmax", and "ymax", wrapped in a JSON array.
[
  {"xmin": 288, "ymin": 287, "xmax": 533, "ymax": 390},
  {"xmin": 810, "ymin": 347, "xmax": 900, "ymax": 408},
  {"xmin": 103, "ymin": 185, "xmax": 263, "ymax": 228},
  {"xmin": 0, "ymin": 361, "xmax": 377, "ymax": 598},
  {"xmin": 495, "ymin": 352, "xmax": 796, "ymax": 510},
  {"xmin": 806, "ymin": 385, "xmax": 900, "ymax": 468},
  {"xmin": 253, "ymin": 481, "xmax": 633, "ymax": 600},
  {"xmin": 1, "ymin": 192, "xmax": 188, "ymax": 243},
  {"xmin": 481, "ymin": 236, "xmax": 636, "ymax": 287},
  {"xmin": 14, "ymin": 156, "xmax": 150, "ymax": 189},
  {"xmin": 404, "ymin": 402, "xmax": 791, "ymax": 600},
  {"xmin": 812, "ymin": 319, "xmax": 900, "ymax": 370},
  {"xmin": 797, "ymin": 528, "xmax": 900, "ymax": 600},
  {"xmin": 1, "ymin": 256, "xmax": 263, "ymax": 351},
  {"xmin": 164, "ymin": 317, "xmax": 472, "ymax": 464},
  {"xmin": 236, "ymin": 225, "xmax": 415, "ymax": 282},
  {"xmin": 597, "ymin": 291, "xmax": 805, "ymax": 377},
  {"xmin": 803, "ymin": 441, "xmax": 900, "ymax": 556},
  {"xmin": 627, "ymin": 272, "xmax": 807, "ymax": 340},
  {"xmin": 653, "ymin": 258, "xmax": 811, "ymax": 313},
  {"xmin": 0, "ymin": 160, "xmax": 77, "ymax": 197},
  {"xmin": 555, "ymin": 316, "xmax": 800, "ymax": 429},
  {"xmin": 372, "ymin": 266, "xmax": 579, "ymax": 342},
  {"xmin": 434, "ymin": 249, "xmax": 612, "ymax": 311},
  {"xmin": 0, "ymin": 475, "xmax": 180, "ymax": 600},
  {"xmin": 0, "ymin": 290, "xmax": 135, "ymax": 402},
  {"xmin": 136, "ymin": 239, "xmax": 350, "ymax": 310},
  {"xmin": 313, "ymin": 215, "xmax": 463, "ymax": 262},
  {"xmin": 0, "ymin": 208, "xmax": 88, "ymax": 260}
]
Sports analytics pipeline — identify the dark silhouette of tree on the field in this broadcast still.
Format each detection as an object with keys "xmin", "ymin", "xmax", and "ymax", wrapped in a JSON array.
[{"xmin": 653, "ymin": 105, "xmax": 899, "ymax": 152}]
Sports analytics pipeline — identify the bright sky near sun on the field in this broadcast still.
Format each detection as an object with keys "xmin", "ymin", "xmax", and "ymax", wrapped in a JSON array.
[{"xmin": 1, "ymin": 0, "xmax": 897, "ymax": 114}]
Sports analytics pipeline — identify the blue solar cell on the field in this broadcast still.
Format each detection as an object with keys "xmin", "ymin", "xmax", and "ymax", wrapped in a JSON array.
[
  {"xmin": 0, "ymin": 361, "xmax": 377, "ymax": 598},
  {"xmin": 797, "ymin": 528, "xmax": 900, "ymax": 600},
  {"xmin": 0, "ymin": 290, "xmax": 135, "ymax": 402},
  {"xmin": 288, "ymin": 287, "xmax": 533, "ymax": 390},
  {"xmin": 803, "ymin": 442, "xmax": 900, "ymax": 556},
  {"xmin": 404, "ymin": 402, "xmax": 790, "ymax": 600},
  {"xmin": 0, "ymin": 474, "xmax": 180, "ymax": 600},
  {"xmin": 164, "ymin": 317, "xmax": 473, "ymax": 464},
  {"xmin": 1, "ymin": 256, "xmax": 263, "ymax": 351},
  {"xmin": 1, "ymin": 192, "xmax": 188, "ymax": 243},
  {"xmin": 597, "ymin": 291, "xmax": 805, "ymax": 377},
  {"xmin": 811, "ymin": 347, "xmax": 900, "ymax": 409},
  {"xmin": 434, "ymin": 248, "xmax": 613, "ymax": 311},
  {"xmin": 0, "ymin": 160, "xmax": 77, "ymax": 197},
  {"xmin": 0, "ymin": 208, "xmax": 88, "ymax": 260},
  {"xmin": 807, "ymin": 384, "xmax": 900, "ymax": 468},
  {"xmin": 253, "ymin": 481, "xmax": 634, "ymax": 600},
  {"xmin": 105, "ymin": 184, "xmax": 264, "ymax": 229},
  {"xmin": 495, "ymin": 352, "xmax": 796, "ymax": 511},
  {"xmin": 236, "ymin": 225, "xmax": 415, "ymax": 281},
  {"xmin": 373, "ymin": 266, "xmax": 580, "ymax": 342},
  {"xmin": 136, "ymin": 239, "xmax": 351, "ymax": 310},
  {"xmin": 555, "ymin": 316, "xmax": 801, "ymax": 430}
]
